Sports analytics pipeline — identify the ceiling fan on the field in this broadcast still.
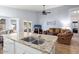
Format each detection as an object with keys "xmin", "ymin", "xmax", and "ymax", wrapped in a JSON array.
[{"xmin": 42, "ymin": 5, "xmax": 51, "ymax": 15}]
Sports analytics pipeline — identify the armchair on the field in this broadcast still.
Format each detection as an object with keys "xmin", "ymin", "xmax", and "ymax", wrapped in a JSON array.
[{"xmin": 57, "ymin": 32, "xmax": 73, "ymax": 45}]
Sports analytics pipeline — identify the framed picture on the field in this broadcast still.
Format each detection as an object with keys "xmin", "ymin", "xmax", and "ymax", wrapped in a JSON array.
[{"xmin": 47, "ymin": 20, "xmax": 56, "ymax": 26}]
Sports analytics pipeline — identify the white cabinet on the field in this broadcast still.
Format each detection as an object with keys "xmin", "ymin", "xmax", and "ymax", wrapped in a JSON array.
[
  {"xmin": 15, "ymin": 42, "xmax": 25, "ymax": 54},
  {"xmin": 3, "ymin": 37, "xmax": 43, "ymax": 54},
  {"xmin": 15, "ymin": 42, "xmax": 43, "ymax": 54},
  {"xmin": 3, "ymin": 37, "xmax": 15, "ymax": 54}
]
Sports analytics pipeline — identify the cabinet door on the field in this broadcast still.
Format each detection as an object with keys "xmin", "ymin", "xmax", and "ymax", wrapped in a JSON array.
[
  {"xmin": 15, "ymin": 42, "xmax": 43, "ymax": 54},
  {"xmin": 3, "ymin": 37, "xmax": 14, "ymax": 54},
  {"xmin": 15, "ymin": 42, "xmax": 26, "ymax": 54}
]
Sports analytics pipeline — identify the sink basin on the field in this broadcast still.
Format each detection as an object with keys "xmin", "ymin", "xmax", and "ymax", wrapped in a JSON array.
[
  {"xmin": 22, "ymin": 37, "xmax": 35, "ymax": 42},
  {"xmin": 21, "ymin": 36, "xmax": 44, "ymax": 45},
  {"xmin": 32, "ymin": 39, "xmax": 44, "ymax": 45}
]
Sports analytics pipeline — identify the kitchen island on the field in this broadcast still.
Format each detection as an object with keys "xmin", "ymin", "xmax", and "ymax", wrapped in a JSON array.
[{"xmin": 3, "ymin": 33, "xmax": 57, "ymax": 54}]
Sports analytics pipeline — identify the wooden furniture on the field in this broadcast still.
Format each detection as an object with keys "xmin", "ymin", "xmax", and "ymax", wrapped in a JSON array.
[{"xmin": 57, "ymin": 32, "xmax": 73, "ymax": 45}]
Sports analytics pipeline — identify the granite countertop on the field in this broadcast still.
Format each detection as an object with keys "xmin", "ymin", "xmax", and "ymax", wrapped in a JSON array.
[{"xmin": 3, "ymin": 33, "xmax": 57, "ymax": 54}]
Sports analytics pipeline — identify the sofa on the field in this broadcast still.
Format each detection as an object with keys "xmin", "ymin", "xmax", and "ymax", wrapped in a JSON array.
[
  {"xmin": 44, "ymin": 28, "xmax": 68, "ymax": 36},
  {"xmin": 57, "ymin": 31, "xmax": 73, "ymax": 45}
]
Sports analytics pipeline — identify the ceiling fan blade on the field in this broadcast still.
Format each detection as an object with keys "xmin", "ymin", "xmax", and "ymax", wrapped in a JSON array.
[{"xmin": 47, "ymin": 12, "xmax": 51, "ymax": 13}]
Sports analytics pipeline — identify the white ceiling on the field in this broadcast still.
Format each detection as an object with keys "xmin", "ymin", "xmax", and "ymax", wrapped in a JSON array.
[{"xmin": 4, "ymin": 5, "xmax": 62, "ymax": 11}]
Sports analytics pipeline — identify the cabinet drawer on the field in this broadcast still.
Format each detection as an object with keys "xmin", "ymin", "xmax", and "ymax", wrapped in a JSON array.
[{"xmin": 3, "ymin": 44, "xmax": 14, "ymax": 54}]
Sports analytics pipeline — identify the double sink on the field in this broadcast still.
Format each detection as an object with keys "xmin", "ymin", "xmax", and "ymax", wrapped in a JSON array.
[{"xmin": 21, "ymin": 36, "xmax": 45, "ymax": 45}]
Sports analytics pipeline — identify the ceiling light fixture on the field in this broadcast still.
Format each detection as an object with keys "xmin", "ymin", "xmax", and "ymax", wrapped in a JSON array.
[{"xmin": 42, "ymin": 5, "xmax": 51, "ymax": 15}]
